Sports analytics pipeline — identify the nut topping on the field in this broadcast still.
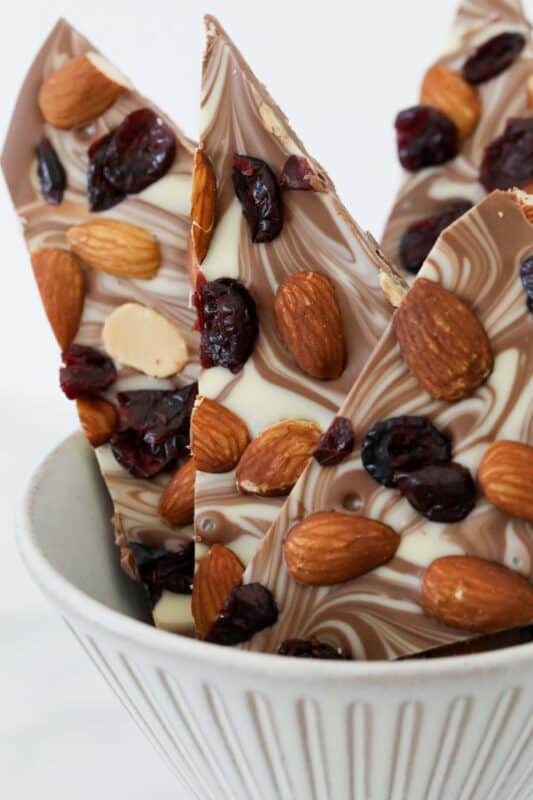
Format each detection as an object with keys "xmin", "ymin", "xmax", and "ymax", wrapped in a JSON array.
[
  {"xmin": 478, "ymin": 440, "xmax": 533, "ymax": 522},
  {"xmin": 191, "ymin": 146, "xmax": 217, "ymax": 264},
  {"xmin": 67, "ymin": 219, "xmax": 161, "ymax": 279},
  {"xmin": 31, "ymin": 248, "xmax": 84, "ymax": 350},
  {"xmin": 159, "ymin": 459, "xmax": 195, "ymax": 526},
  {"xmin": 191, "ymin": 397, "xmax": 250, "ymax": 473},
  {"xmin": 192, "ymin": 545, "xmax": 244, "ymax": 639},
  {"xmin": 420, "ymin": 65, "xmax": 480, "ymax": 141}
]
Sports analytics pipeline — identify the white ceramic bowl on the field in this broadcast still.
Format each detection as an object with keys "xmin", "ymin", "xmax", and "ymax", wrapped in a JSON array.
[{"xmin": 18, "ymin": 432, "xmax": 533, "ymax": 800}]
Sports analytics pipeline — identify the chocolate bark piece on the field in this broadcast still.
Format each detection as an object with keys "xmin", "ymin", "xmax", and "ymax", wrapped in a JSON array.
[
  {"xmin": 193, "ymin": 16, "xmax": 393, "ymax": 567},
  {"xmin": 382, "ymin": 0, "xmax": 533, "ymax": 278},
  {"xmin": 1, "ymin": 19, "xmax": 198, "ymax": 634},
  {"xmin": 243, "ymin": 191, "xmax": 533, "ymax": 660}
]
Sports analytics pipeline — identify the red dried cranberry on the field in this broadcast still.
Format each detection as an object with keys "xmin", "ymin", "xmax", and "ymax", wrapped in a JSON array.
[
  {"xmin": 131, "ymin": 541, "xmax": 194, "ymax": 595},
  {"xmin": 520, "ymin": 256, "xmax": 533, "ymax": 312},
  {"xmin": 195, "ymin": 278, "xmax": 258, "ymax": 373},
  {"xmin": 362, "ymin": 416, "xmax": 451, "ymax": 488},
  {"xmin": 480, "ymin": 118, "xmax": 533, "ymax": 191},
  {"xmin": 232, "ymin": 155, "xmax": 283, "ymax": 242},
  {"xmin": 278, "ymin": 639, "xmax": 345, "ymax": 659},
  {"xmin": 462, "ymin": 32, "xmax": 525, "ymax": 85},
  {"xmin": 396, "ymin": 462, "xmax": 475, "ymax": 522},
  {"xmin": 206, "ymin": 583, "xmax": 279, "ymax": 646},
  {"xmin": 314, "ymin": 417, "xmax": 355, "ymax": 467},
  {"xmin": 395, "ymin": 106, "xmax": 459, "ymax": 172},
  {"xmin": 399, "ymin": 201, "xmax": 472, "ymax": 274},
  {"xmin": 280, "ymin": 156, "xmax": 318, "ymax": 190},
  {"xmin": 87, "ymin": 132, "xmax": 126, "ymax": 212},
  {"xmin": 60, "ymin": 345, "xmax": 117, "ymax": 400},
  {"xmin": 110, "ymin": 384, "xmax": 197, "ymax": 478},
  {"xmin": 36, "ymin": 137, "xmax": 66, "ymax": 205}
]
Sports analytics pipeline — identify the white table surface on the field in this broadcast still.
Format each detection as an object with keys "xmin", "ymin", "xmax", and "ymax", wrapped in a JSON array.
[{"xmin": 2, "ymin": 0, "xmax": 531, "ymax": 796}]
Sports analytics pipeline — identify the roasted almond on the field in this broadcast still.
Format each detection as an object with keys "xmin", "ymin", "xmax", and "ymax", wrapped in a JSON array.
[
  {"xmin": 421, "ymin": 555, "xmax": 533, "ymax": 633},
  {"xmin": 38, "ymin": 53, "xmax": 130, "ymax": 129},
  {"xmin": 284, "ymin": 512, "xmax": 399, "ymax": 586},
  {"xmin": 67, "ymin": 219, "xmax": 160, "ymax": 279},
  {"xmin": 192, "ymin": 544, "xmax": 244, "ymax": 639},
  {"xmin": 236, "ymin": 419, "xmax": 321, "ymax": 497},
  {"xmin": 31, "ymin": 247, "xmax": 84, "ymax": 349},
  {"xmin": 420, "ymin": 65, "xmax": 481, "ymax": 141},
  {"xmin": 190, "ymin": 146, "xmax": 216, "ymax": 265},
  {"xmin": 274, "ymin": 271, "xmax": 346, "ymax": 380},
  {"xmin": 515, "ymin": 188, "xmax": 533, "ymax": 224},
  {"xmin": 76, "ymin": 396, "xmax": 117, "ymax": 447},
  {"xmin": 159, "ymin": 459, "xmax": 195, "ymax": 526},
  {"xmin": 478, "ymin": 440, "xmax": 533, "ymax": 522},
  {"xmin": 191, "ymin": 397, "xmax": 250, "ymax": 473},
  {"xmin": 393, "ymin": 277, "xmax": 493, "ymax": 401},
  {"xmin": 528, "ymin": 74, "xmax": 533, "ymax": 110}
]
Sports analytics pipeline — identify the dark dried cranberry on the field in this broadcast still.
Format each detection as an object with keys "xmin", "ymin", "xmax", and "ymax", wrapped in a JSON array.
[
  {"xmin": 195, "ymin": 278, "xmax": 258, "ymax": 373},
  {"xmin": 278, "ymin": 639, "xmax": 345, "ymax": 659},
  {"xmin": 395, "ymin": 106, "xmax": 459, "ymax": 172},
  {"xmin": 131, "ymin": 541, "xmax": 194, "ymax": 595},
  {"xmin": 36, "ymin": 137, "xmax": 66, "ymax": 205},
  {"xmin": 480, "ymin": 118, "xmax": 533, "ymax": 191},
  {"xmin": 280, "ymin": 155, "xmax": 321, "ymax": 190},
  {"xmin": 362, "ymin": 416, "xmax": 451, "ymax": 488},
  {"xmin": 232, "ymin": 154, "xmax": 283, "ymax": 242},
  {"xmin": 396, "ymin": 462, "xmax": 475, "ymax": 522},
  {"xmin": 87, "ymin": 132, "xmax": 126, "ymax": 212},
  {"xmin": 462, "ymin": 32, "xmax": 525, "ymax": 85},
  {"xmin": 206, "ymin": 583, "xmax": 279, "ymax": 646},
  {"xmin": 60, "ymin": 345, "xmax": 117, "ymax": 399},
  {"xmin": 399, "ymin": 201, "xmax": 472, "ymax": 274},
  {"xmin": 314, "ymin": 417, "xmax": 355, "ymax": 467},
  {"xmin": 110, "ymin": 383, "xmax": 197, "ymax": 478},
  {"xmin": 520, "ymin": 256, "xmax": 533, "ymax": 312}
]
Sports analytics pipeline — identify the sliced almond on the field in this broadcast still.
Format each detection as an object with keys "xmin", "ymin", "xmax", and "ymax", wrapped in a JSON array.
[
  {"xmin": 67, "ymin": 219, "xmax": 160, "ymax": 279},
  {"xmin": 31, "ymin": 248, "xmax": 84, "ymax": 349},
  {"xmin": 159, "ymin": 459, "xmax": 195, "ymax": 526},
  {"xmin": 102, "ymin": 303, "xmax": 188, "ymax": 378},
  {"xmin": 478, "ymin": 440, "xmax": 533, "ymax": 522},
  {"xmin": 191, "ymin": 397, "xmax": 250, "ymax": 473},
  {"xmin": 190, "ymin": 146, "xmax": 216, "ymax": 265},
  {"xmin": 192, "ymin": 544, "xmax": 244, "ymax": 639},
  {"xmin": 76, "ymin": 396, "xmax": 117, "ymax": 447},
  {"xmin": 420, "ymin": 64, "xmax": 480, "ymax": 141}
]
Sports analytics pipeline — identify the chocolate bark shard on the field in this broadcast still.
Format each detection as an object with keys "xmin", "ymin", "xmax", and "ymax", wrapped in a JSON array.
[
  {"xmin": 1, "ymin": 19, "xmax": 197, "ymax": 634},
  {"xmin": 243, "ymin": 190, "xmax": 533, "ymax": 660},
  {"xmin": 194, "ymin": 16, "xmax": 394, "ymax": 566}
]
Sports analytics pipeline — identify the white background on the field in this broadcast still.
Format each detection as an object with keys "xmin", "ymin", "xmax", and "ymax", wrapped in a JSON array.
[{"xmin": 1, "ymin": 1, "xmax": 531, "ymax": 797}]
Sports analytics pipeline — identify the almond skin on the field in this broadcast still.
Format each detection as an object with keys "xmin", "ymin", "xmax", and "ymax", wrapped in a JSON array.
[
  {"xmin": 31, "ymin": 248, "xmax": 84, "ymax": 349},
  {"xmin": 190, "ymin": 146, "xmax": 216, "ymax": 265},
  {"xmin": 284, "ymin": 512, "xmax": 399, "ymax": 586},
  {"xmin": 76, "ymin": 396, "xmax": 117, "ymax": 447},
  {"xmin": 421, "ymin": 556, "xmax": 533, "ymax": 633},
  {"xmin": 420, "ymin": 65, "xmax": 481, "ymax": 141},
  {"xmin": 236, "ymin": 419, "xmax": 321, "ymax": 497},
  {"xmin": 478, "ymin": 440, "xmax": 533, "ymax": 522},
  {"xmin": 159, "ymin": 459, "xmax": 195, "ymax": 526},
  {"xmin": 192, "ymin": 545, "xmax": 244, "ymax": 639},
  {"xmin": 274, "ymin": 271, "xmax": 346, "ymax": 380},
  {"xmin": 191, "ymin": 397, "xmax": 250, "ymax": 473},
  {"xmin": 67, "ymin": 219, "xmax": 161, "ymax": 279},
  {"xmin": 393, "ymin": 278, "xmax": 493, "ymax": 402},
  {"xmin": 38, "ymin": 54, "xmax": 128, "ymax": 129}
]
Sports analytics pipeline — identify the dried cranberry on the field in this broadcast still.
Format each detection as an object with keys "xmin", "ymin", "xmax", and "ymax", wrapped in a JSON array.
[
  {"xmin": 87, "ymin": 132, "xmax": 126, "ymax": 212},
  {"xmin": 396, "ymin": 462, "xmax": 475, "ymax": 522},
  {"xmin": 131, "ymin": 541, "xmax": 194, "ymax": 595},
  {"xmin": 232, "ymin": 155, "xmax": 283, "ymax": 242},
  {"xmin": 313, "ymin": 417, "xmax": 355, "ymax": 467},
  {"xmin": 399, "ymin": 201, "xmax": 472, "ymax": 274},
  {"xmin": 60, "ymin": 345, "xmax": 117, "ymax": 399},
  {"xmin": 36, "ymin": 137, "xmax": 66, "ymax": 205},
  {"xmin": 395, "ymin": 106, "xmax": 459, "ymax": 172},
  {"xmin": 280, "ymin": 155, "xmax": 321, "ymax": 190},
  {"xmin": 206, "ymin": 583, "xmax": 279, "ymax": 646},
  {"xmin": 278, "ymin": 639, "xmax": 345, "ymax": 659},
  {"xmin": 520, "ymin": 256, "xmax": 533, "ymax": 312},
  {"xmin": 462, "ymin": 32, "xmax": 525, "ymax": 85},
  {"xmin": 362, "ymin": 416, "xmax": 451, "ymax": 488},
  {"xmin": 195, "ymin": 278, "xmax": 258, "ymax": 373},
  {"xmin": 110, "ymin": 384, "xmax": 197, "ymax": 478},
  {"xmin": 480, "ymin": 118, "xmax": 533, "ymax": 191}
]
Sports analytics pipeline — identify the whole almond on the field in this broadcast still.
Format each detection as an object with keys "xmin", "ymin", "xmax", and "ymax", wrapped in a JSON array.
[
  {"xmin": 67, "ymin": 219, "xmax": 161, "ymax": 279},
  {"xmin": 478, "ymin": 440, "xmax": 533, "ymax": 522},
  {"xmin": 192, "ymin": 545, "xmax": 244, "ymax": 639},
  {"xmin": 191, "ymin": 397, "xmax": 250, "ymax": 473},
  {"xmin": 393, "ymin": 278, "xmax": 493, "ymax": 401},
  {"xmin": 159, "ymin": 459, "xmax": 195, "ymax": 526},
  {"xmin": 31, "ymin": 247, "xmax": 84, "ymax": 349},
  {"xmin": 190, "ymin": 146, "xmax": 216, "ymax": 265},
  {"xmin": 236, "ymin": 419, "xmax": 321, "ymax": 497},
  {"xmin": 421, "ymin": 65, "xmax": 481, "ymax": 141},
  {"xmin": 284, "ymin": 512, "xmax": 399, "ymax": 586},
  {"xmin": 421, "ymin": 555, "xmax": 533, "ymax": 633},
  {"xmin": 102, "ymin": 302, "xmax": 188, "ymax": 378},
  {"xmin": 76, "ymin": 396, "xmax": 117, "ymax": 447},
  {"xmin": 38, "ymin": 53, "xmax": 129, "ymax": 129},
  {"xmin": 274, "ymin": 271, "xmax": 346, "ymax": 380}
]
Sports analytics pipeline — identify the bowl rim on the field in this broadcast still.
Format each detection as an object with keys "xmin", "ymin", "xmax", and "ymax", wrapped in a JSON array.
[{"xmin": 17, "ymin": 430, "xmax": 533, "ymax": 684}]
